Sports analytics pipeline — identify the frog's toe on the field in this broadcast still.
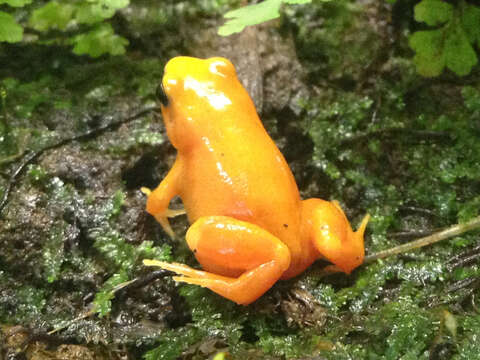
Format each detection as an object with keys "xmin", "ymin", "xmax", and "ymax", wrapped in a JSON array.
[
  {"xmin": 152, "ymin": 215, "xmax": 175, "ymax": 239},
  {"xmin": 143, "ymin": 259, "xmax": 226, "ymax": 280},
  {"xmin": 143, "ymin": 259, "xmax": 194, "ymax": 276},
  {"xmin": 172, "ymin": 276, "xmax": 232, "ymax": 287},
  {"xmin": 140, "ymin": 187, "xmax": 152, "ymax": 196},
  {"xmin": 165, "ymin": 208, "xmax": 186, "ymax": 217}
]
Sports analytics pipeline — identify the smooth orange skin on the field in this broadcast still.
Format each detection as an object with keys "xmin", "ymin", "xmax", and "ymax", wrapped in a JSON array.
[{"xmin": 144, "ymin": 57, "xmax": 369, "ymax": 305}]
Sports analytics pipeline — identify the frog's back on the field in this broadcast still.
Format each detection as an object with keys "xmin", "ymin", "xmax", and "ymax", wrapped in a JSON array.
[{"xmin": 180, "ymin": 93, "xmax": 302, "ymax": 233}]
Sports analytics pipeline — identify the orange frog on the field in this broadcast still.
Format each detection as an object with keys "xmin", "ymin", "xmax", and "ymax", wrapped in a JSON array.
[{"xmin": 142, "ymin": 56, "xmax": 369, "ymax": 305}]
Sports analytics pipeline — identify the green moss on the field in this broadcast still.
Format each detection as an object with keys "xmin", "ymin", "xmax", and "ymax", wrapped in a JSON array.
[
  {"xmin": 462, "ymin": 86, "xmax": 480, "ymax": 111},
  {"xmin": 145, "ymin": 285, "xmax": 246, "ymax": 360},
  {"xmin": 291, "ymin": 0, "xmax": 375, "ymax": 81},
  {"xmin": 396, "ymin": 258, "xmax": 445, "ymax": 284},
  {"xmin": 86, "ymin": 190, "xmax": 172, "ymax": 318},
  {"xmin": 257, "ymin": 331, "xmax": 320, "ymax": 359},
  {"xmin": 306, "ymin": 93, "xmax": 374, "ymax": 181},
  {"xmin": 14, "ymin": 286, "xmax": 48, "ymax": 320},
  {"xmin": 0, "ymin": 271, "xmax": 47, "ymax": 323},
  {"xmin": 179, "ymin": 285, "xmax": 245, "ymax": 342},
  {"xmin": 93, "ymin": 229, "xmax": 170, "ymax": 272},
  {"xmin": 105, "ymin": 189, "xmax": 125, "ymax": 220},
  {"xmin": 0, "ymin": 75, "xmax": 64, "ymax": 160},
  {"xmin": 335, "ymin": 261, "xmax": 395, "ymax": 313},
  {"xmin": 366, "ymin": 297, "xmax": 437, "ymax": 359},
  {"xmin": 43, "ymin": 222, "xmax": 67, "ymax": 283},
  {"xmin": 93, "ymin": 271, "xmax": 129, "ymax": 317},
  {"xmin": 454, "ymin": 315, "xmax": 480, "ymax": 359},
  {"xmin": 0, "ymin": 76, "xmax": 65, "ymax": 120},
  {"xmin": 143, "ymin": 327, "xmax": 203, "ymax": 360},
  {"xmin": 27, "ymin": 164, "xmax": 49, "ymax": 185},
  {"xmin": 91, "ymin": 190, "xmax": 171, "ymax": 273}
]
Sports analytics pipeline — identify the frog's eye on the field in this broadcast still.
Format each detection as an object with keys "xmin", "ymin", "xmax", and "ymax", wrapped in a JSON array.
[
  {"xmin": 209, "ymin": 58, "xmax": 236, "ymax": 78},
  {"xmin": 156, "ymin": 83, "xmax": 169, "ymax": 106}
]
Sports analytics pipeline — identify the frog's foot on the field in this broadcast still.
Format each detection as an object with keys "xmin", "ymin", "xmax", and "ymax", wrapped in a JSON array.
[
  {"xmin": 170, "ymin": 260, "xmax": 283, "ymax": 304},
  {"xmin": 145, "ymin": 216, "xmax": 291, "ymax": 305},
  {"xmin": 145, "ymin": 259, "xmax": 285, "ymax": 305},
  {"xmin": 141, "ymin": 185, "xmax": 185, "ymax": 239}
]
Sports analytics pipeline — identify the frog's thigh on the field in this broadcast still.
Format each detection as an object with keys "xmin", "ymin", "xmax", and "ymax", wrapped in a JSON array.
[{"xmin": 166, "ymin": 216, "xmax": 290, "ymax": 305}]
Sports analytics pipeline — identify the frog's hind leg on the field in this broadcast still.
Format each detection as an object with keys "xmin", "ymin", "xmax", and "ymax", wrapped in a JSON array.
[{"xmin": 144, "ymin": 216, "xmax": 291, "ymax": 305}]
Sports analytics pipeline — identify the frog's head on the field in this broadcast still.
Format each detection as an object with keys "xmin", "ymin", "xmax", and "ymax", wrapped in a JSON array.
[
  {"xmin": 302, "ymin": 199, "xmax": 369, "ymax": 274},
  {"xmin": 157, "ymin": 56, "xmax": 243, "ymax": 150}
]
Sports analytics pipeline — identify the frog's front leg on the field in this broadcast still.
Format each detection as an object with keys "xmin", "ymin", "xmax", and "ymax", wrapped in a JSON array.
[
  {"xmin": 144, "ymin": 216, "xmax": 291, "ymax": 305},
  {"xmin": 142, "ymin": 158, "xmax": 185, "ymax": 238}
]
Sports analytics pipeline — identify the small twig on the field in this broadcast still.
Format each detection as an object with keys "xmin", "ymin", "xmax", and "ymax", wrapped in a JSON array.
[
  {"xmin": 446, "ymin": 243, "xmax": 480, "ymax": 270},
  {"xmin": 0, "ymin": 150, "xmax": 38, "ymax": 213},
  {"xmin": 448, "ymin": 252, "xmax": 480, "ymax": 271},
  {"xmin": 364, "ymin": 215, "xmax": 480, "ymax": 263},
  {"xmin": 0, "ymin": 105, "xmax": 158, "ymax": 216},
  {"xmin": 47, "ymin": 310, "xmax": 94, "ymax": 336},
  {"xmin": 0, "ymin": 151, "xmax": 27, "ymax": 166},
  {"xmin": 389, "ymin": 229, "xmax": 437, "ymax": 240},
  {"xmin": 446, "ymin": 277, "xmax": 478, "ymax": 293},
  {"xmin": 114, "ymin": 269, "xmax": 173, "ymax": 297},
  {"xmin": 0, "ymin": 131, "xmax": 31, "ymax": 166}
]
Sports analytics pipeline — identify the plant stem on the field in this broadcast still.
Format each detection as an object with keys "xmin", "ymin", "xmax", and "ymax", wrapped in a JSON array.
[{"xmin": 364, "ymin": 215, "xmax": 480, "ymax": 263}]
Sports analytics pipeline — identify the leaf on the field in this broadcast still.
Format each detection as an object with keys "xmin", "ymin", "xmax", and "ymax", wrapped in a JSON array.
[
  {"xmin": 0, "ymin": 0, "xmax": 32, "ymax": 7},
  {"xmin": 218, "ymin": 0, "xmax": 282, "ymax": 36},
  {"xmin": 29, "ymin": 1, "xmax": 75, "ymax": 32},
  {"xmin": 411, "ymin": 2, "xmax": 480, "ymax": 77},
  {"xmin": 414, "ymin": 0, "xmax": 453, "ymax": 26},
  {"xmin": 218, "ymin": 0, "xmax": 316, "ymax": 36},
  {"xmin": 444, "ymin": 23, "xmax": 478, "ymax": 76},
  {"xmin": 78, "ymin": 0, "xmax": 129, "ymax": 22},
  {"xmin": 461, "ymin": 4, "xmax": 480, "ymax": 46},
  {"xmin": 75, "ymin": 3, "xmax": 105, "ymax": 25},
  {"xmin": 284, "ymin": 0, "xmax": 313, "ymax": 4},
  {"xmin": 409, "ymin": 29, "xmax": 445, "ymax": 77},
  {"xmin": 0, "ymin": 11, "xmax": 23, "ymax": 43},
  {"xmin": 72, "ymin": 23, "xmax": 129, "ymax": 58}
]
